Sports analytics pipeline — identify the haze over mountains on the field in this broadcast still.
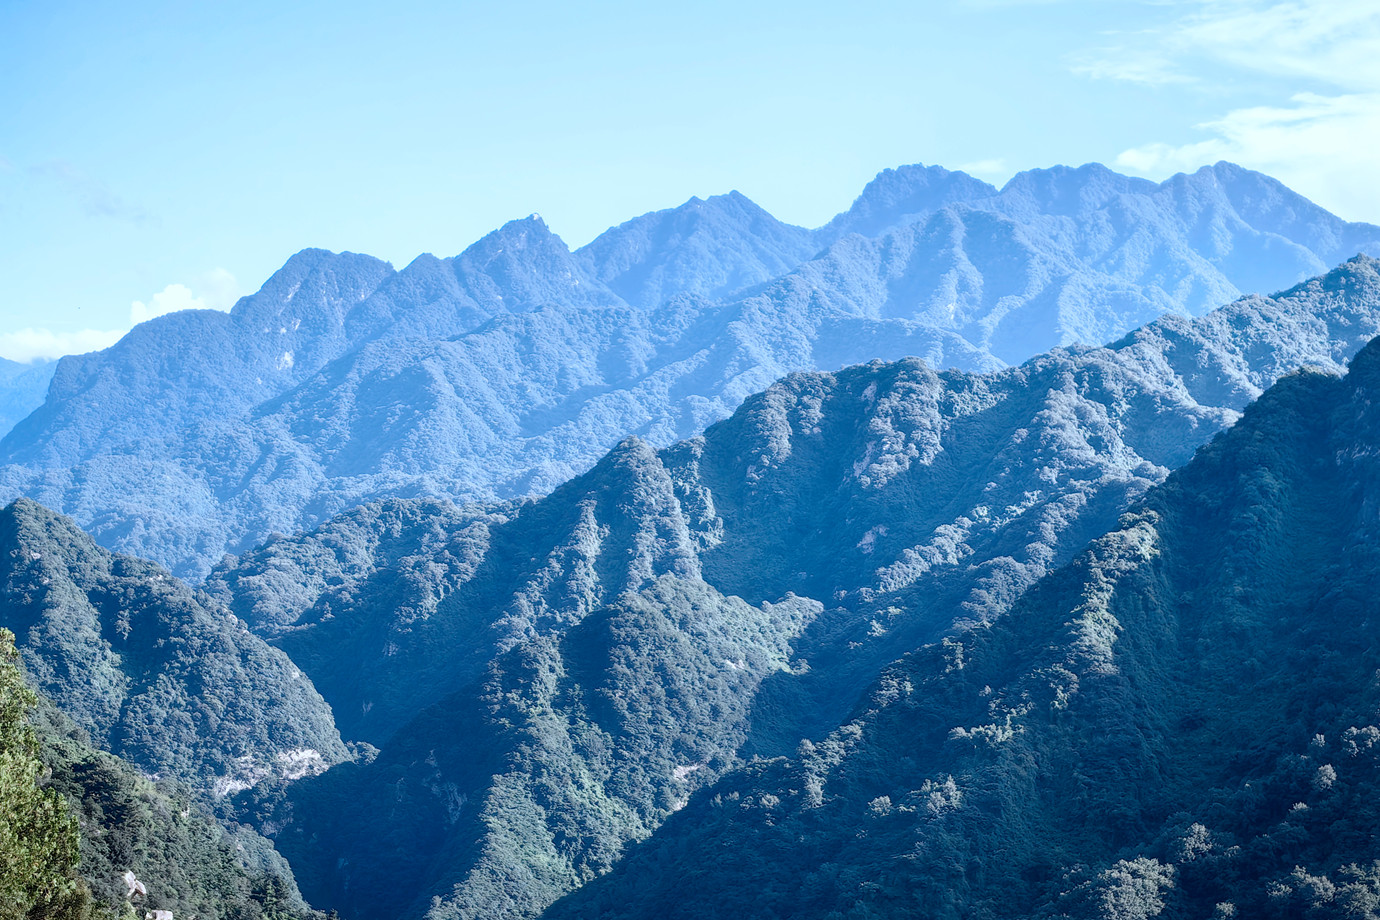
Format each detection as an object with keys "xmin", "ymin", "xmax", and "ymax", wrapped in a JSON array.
[
  {"xmin": 3, "ymin": 161, "xmax": 1377, "ymax": 578},
  {"xmin": 0, "ymin": 357, "xmax": 55, "ymax": 440},
  {"xmin": 5, "ymin": 161, "xmax": 1380, "ymax": 920}
]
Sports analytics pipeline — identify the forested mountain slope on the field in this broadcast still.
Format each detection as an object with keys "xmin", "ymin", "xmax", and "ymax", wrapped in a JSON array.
[
  {"xmin": 544, "ymin": 312, "xmax": 1380, "ymax": 920},
  {"xmin": 0, "ymin": 623, "xmax": 320, "ymax": 920},
  {"xmin": 210, "ymin": 256, "xmax": 1380, "ymax": 920},
  {"xmin": 0, "ymin": 498, "xmax": 348, "ymax": 797},
  {"xmin": 3, "ymin": 163, "xmax": 1376, "ymax": 578},
  {"xmin": 33, "ymin": 691, "xmax": 322, "ymax": 920}
]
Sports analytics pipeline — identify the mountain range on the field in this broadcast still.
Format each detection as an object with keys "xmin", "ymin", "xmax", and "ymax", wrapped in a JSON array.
[
  {"xmin": 199, "ymin": 255, "xmax": 1380, "ymax": 920},
  {"xmin": 4, "ymin": 161, "xmax": 1380, "ymax": 920},
  {"xmin": 548, "ymin": 307, "xmax": 1380, "ymax": 920},
  {"xmin": 3, "ymin": 162, "xmax": 1377, "ymax": 578}
]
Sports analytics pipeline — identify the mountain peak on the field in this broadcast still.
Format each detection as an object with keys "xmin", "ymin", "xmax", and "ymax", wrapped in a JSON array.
[
  {"xmin": 461, "ymin": 213, "xmax": 570, "ymax": 261},
  {"xmin": 997, "ymin": 162, "xmax": 1159, "ymax": 214},
  {"xmin": 820, "ymin": 163, "xmax": 997, "ymax": 241},
  {"xmin": 576, "ymin": 189, "xmax": 817, "ymax": 307},
  {"xmin": 1, "ymin": 496, "xmax": 102, "ymax": 551},
  {"xmin": 233, "ymin": 248, "xmax": 395, "ymax": 326}
]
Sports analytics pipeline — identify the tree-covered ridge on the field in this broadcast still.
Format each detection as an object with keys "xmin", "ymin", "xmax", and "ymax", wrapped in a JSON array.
[
  {"xmin": 208, "ymin": 257, "xmax": 1380, "ymax": 920},
  {"xmin": 30, "ymin": 690, "xmax": 321, "ymax": 920},
  {"xmin": 4, "ymin": 164, "xmax": 1377, "ymax": 578},
  {"xmin": 544, "ymin": 330, "xmax": 1380, "ymax": 920},
  {"xmin": 247, "ymin": 574, "xmax": 817, "ymax": 920},
  {"xmin": 0, "ymin": 498, "xmax": 347, "ymax": 797},
  {"xmin": 574, "ymin": 190, "xmax": 821, "ymax": 308},
  {"xmin": 212, "ymin": 255, "xmax": 1380, "ymax": 742},
  {"xmin": 0, "ymin": 621, "xmax": 320, "ymax": 920},
  {"xmin": 0, "ymin": 627, "xmax": 87, "ymax": 919}
]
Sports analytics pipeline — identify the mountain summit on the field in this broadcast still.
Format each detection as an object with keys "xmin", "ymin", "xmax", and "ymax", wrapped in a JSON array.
[{"xmin": 1, "ymin": 162, "xmax": 1377, "ymax": 577}]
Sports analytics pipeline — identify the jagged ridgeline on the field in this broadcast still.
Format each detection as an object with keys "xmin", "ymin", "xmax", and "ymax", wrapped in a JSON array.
[
  {"xmin": 206, "ymin": 258, "xmax": 1380, "ymax": 920},
  {"xmin": 0, "ymin": 498, "xmax": 348, "ymax": 796},
  {"xmin": 0, "ymin": 626, "xmax": 319, "ymax": 920},
  {"xmin": 542, "ymin": 316, "xmax": 1380, "ymax": 920},
  {"xmin": 3, "ymin": 163, "xmax": 1378, "ymax": 578}
]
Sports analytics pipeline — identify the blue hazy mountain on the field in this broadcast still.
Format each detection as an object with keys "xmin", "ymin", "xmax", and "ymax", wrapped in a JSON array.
[
  {"xmin": 575, "ymin": 191, "xmax": 821, "ymax": 307},
  {"xmin": 545, "ymin": 320, "xmax": 1380, "ymax": 920},
  {"xmin": 0, "ymin": 357, "xmax": 55, "ymax": 440},
  {"xmin": 204, "ymin": 257, "xmax": 1380, "ymax": 920},
  {"xmin": 3, "ymin": 163, "xmax": 1378, "ymax": 578},
  {"xmin": 816, "ymin": 162, "xmax": 999, "ymax": 241}
]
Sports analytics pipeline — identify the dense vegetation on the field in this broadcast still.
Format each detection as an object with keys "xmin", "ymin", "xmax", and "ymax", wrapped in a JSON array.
[
  {"xmin": 199, "ymin": 257, "xmax": 1380, "ymax": 920},
  {"xmin": 5, "ymin": 165, "xmax": 1380, "ymax": 920},
  {"xmin": 32, "ymin": 689, "xmax": 320, "ymax": 920},
  {"xmin": 0, "ymin": 627, "xmax": 87, "ymax": 919},
  {"xmin": 3, "ymin": 163, "xmax": 1375, "ymax": 578},
  {"xmin": 543, "ymin": 329, "xmax": 1380, "ymax": 920},
  {"xmin": 0, "ymin": 621, "xmax": 321, "ymax": 919},
  {"xmin": 0, "ymin": 498, "xmax": 347, "ymax": 796}
]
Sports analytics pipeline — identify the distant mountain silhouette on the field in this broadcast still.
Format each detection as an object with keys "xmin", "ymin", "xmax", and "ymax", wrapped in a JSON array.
[
  {"xmin": 2, "ymin": 162, "xmax": 1377, "ymax": 577},
  {"xmin": 0, "ymin": 357, "xmax": 55, "ymax": 440}
]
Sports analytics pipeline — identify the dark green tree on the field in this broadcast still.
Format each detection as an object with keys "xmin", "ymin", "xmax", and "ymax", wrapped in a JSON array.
[{"xmin": 0, "ymin": 627, "xmax": 92, "ymax": 919}]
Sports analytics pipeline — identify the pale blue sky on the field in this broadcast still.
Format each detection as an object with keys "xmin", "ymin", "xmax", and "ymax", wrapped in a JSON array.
[{"xmin": 2, "ymin": 0, "xmax": 1377, "ymax": 360}]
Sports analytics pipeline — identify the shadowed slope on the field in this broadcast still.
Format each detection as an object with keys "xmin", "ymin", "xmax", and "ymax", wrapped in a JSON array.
[
  {"xmin": 211, "ymin": 257, "xmax": 1380, "ymax": 920},
  {"xmin": 544, "ymin": 327, "xmax": 1380, "ymax": 920}
]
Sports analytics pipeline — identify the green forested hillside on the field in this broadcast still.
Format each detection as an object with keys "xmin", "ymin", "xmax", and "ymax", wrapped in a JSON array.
[
  {"xmin": 210, "ymin": 258, "xmax": 1380, "ymax": 920},
  {"xmin": 0, "ymin": 625, "xmax": 318, "ymax": 920},
  {"xmin": 33, "ymin": 694, "xmax": 320, "ymax": 920},
  {"xmin": 0, "ymin": 627, "xmax": 87, "ymax": 919},
  {"xmin": 543, "ymin": 323, "xmax": 1380, "ymax": 920},
  {"xmin": 0, "ymin": 499, "xmax": 347, "ymax": 796}
]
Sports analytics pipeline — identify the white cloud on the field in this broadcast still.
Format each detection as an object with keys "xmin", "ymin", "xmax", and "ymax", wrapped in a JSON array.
[
  {"xmin": 130, "ymin": 269, "xmax": 243, "ymax": 325},
  {"xmin": 1079, "ymin": 1, "xmax": 1380, "ymax": 89},
  {"xmin": 1073, "ymin": 1, "xmax": 1380, "ymax": 222},
  {"xmin": 0, "ymin": 328, "xmax": 125, "ymax": 364},
  {"xmin": 130, "ymin": 283, "xmax": 202, "ymax": 325},
  {"xmin": 1070, "ymin": 49, "xmax": 1196, "ymax": 87},
  {"xmin": 1117, "ymin": 92, "xmax": 1380, "ymax": 220},
  {"xmin": 0, "ymin": 269, "xmax": 245, "ymax": 363},
  {"xmin": 198, "ymin": 267, "xmax": 243, "ymax": 311},
  {"xmin": 1172, "ymin": 1, "xmax": 1380, "ymax": 90},
  {"xmin": 957, "ymin": 158, "xmax": 1017, "ymax": 185}
]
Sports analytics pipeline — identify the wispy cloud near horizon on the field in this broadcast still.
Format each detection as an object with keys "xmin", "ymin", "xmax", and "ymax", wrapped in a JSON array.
[
  {"xmin": 1076, "ymin": 1, "xmax": 1380, "ymax": 220},
  {"xmin": 31, "ymin": 160, "xmax": 152, "ymax": 224},
  {"xmin": 0, "ymin": 269, "xmax": 244, "ymax": 363},
  {"xmin": 0, "ymin": 328, "xmax": 125, "ymax": 364}
]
